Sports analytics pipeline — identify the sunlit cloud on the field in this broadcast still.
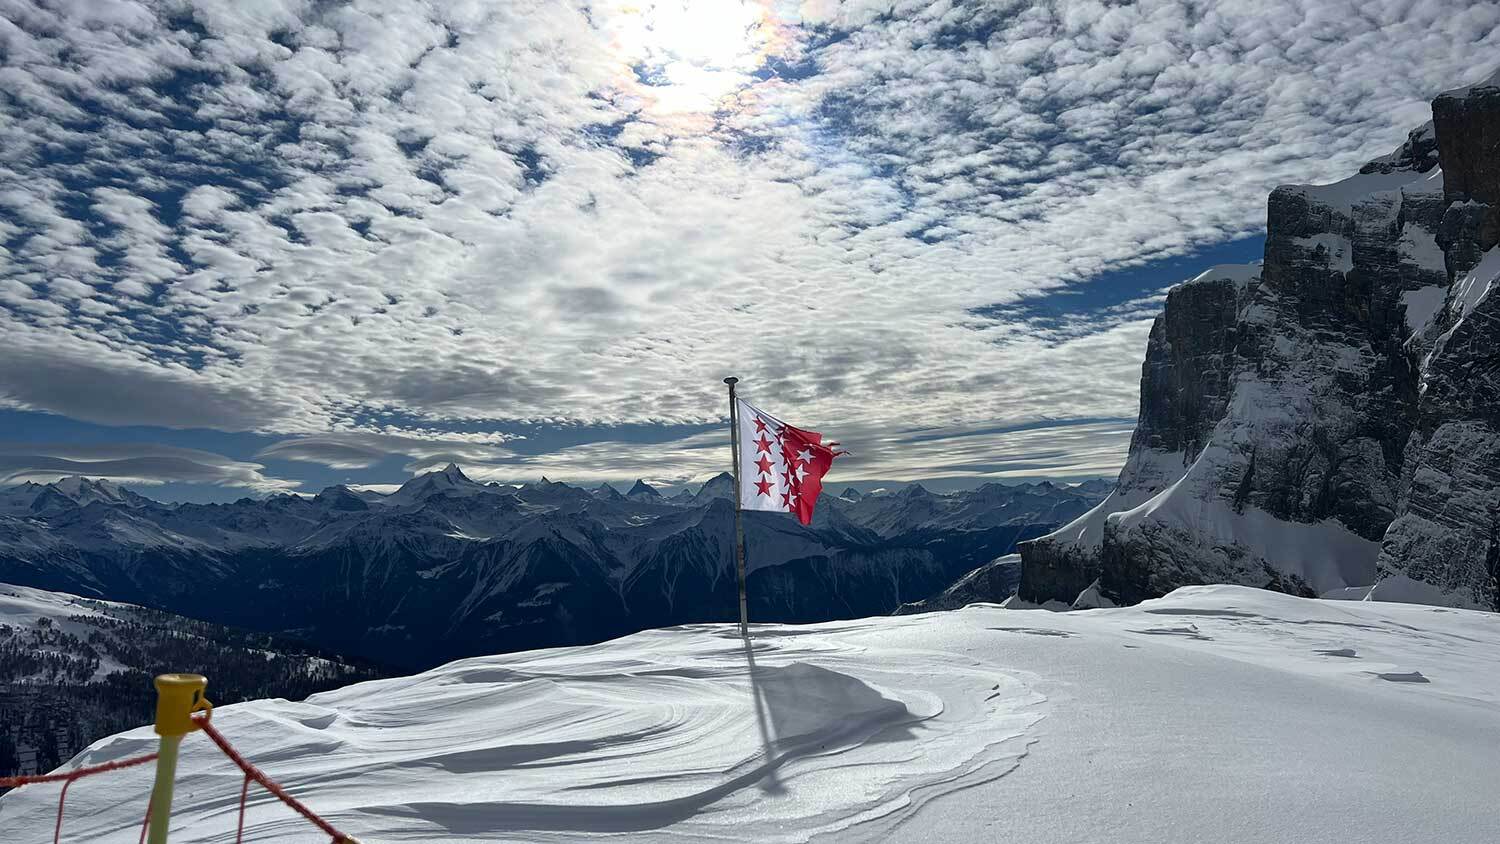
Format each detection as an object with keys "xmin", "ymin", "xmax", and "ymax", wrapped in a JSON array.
[{"xmin": 0, "ymin": 1, "xmax": 1495, "ymax": 492}]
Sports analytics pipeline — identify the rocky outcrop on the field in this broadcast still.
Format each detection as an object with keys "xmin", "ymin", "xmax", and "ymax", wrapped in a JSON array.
[
  {"xmin": 1020, "ymin": 67, "xmax": 1500, "ymax": 610},
  {"xmin": 1431, "ymin": 77, "xmax": 1500, "ymax": 254},
  {"xmin": 1373, "ymin": 73, "xmax": 1500, "ymax": 609},
  {"xmin": 1017, "ymin": 264, "xmax": 1253, "ymax": 602},
  {"xmin": 894, "ymin": 554, "xmax": 1022, "ymax": 614}
]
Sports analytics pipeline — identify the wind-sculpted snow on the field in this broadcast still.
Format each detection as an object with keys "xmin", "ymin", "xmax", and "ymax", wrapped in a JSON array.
[
  {"xmin": 1, "ymin": 618, "xmax": 1043, "ymax": 842},
  {"xmin": 5, "ymin": 586, "xmax": 1499, "ymax": 842}
]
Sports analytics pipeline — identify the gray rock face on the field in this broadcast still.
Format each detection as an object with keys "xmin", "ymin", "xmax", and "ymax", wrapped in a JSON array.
[
  {"xmin": 1432, "ymin": 79, "xmax": 1500, "ymax": 254},
  {"xmin": 894, "ymin": 554, "xmax": 1022, "ymax": 615},
  {"xmin": 1019, "ymin": 68, "xmax": 1500, "ymax": 610},
  {"xmin": 1375, "ymin": 73, "xmax": 1500, "ymax": 609},
  {"xmin": 1136, "ymin": 276, "xmax": 1245, "ymax": 461},
  {"xmin": 1017, "ymin": 266, "xmax": 1250, "ymax": 603}
]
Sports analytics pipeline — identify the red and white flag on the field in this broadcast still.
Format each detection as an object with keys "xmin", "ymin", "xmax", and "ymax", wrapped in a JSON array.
[{"xmin": 736, "ymin": 399, "xmax": 842, "ymax": 526}]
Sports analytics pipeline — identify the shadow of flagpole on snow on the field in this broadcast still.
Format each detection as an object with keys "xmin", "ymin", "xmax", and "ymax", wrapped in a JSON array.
[{"xmin": 740, "ymin": 633, "xmax": 786, "ymax": 795}]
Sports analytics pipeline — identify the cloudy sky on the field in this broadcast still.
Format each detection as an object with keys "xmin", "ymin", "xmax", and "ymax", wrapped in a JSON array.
[{"xmin": 1, "ymin": 0, "xmax": 1497, "ymax": 500}]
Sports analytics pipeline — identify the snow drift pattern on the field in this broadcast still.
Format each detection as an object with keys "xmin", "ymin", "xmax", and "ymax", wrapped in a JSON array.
[{"xmin": 4, "ymin": 586, "xmax": 1499, "ymax": 842}]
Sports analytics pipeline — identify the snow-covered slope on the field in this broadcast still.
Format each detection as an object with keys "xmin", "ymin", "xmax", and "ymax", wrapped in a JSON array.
[
  {"xmin": 0, "ymin": 584, "xmax": 139, "ymax": 681},
  {"xmin": 0, "ymin": 583, "xmax": 379, "ymax": 779},
  {"xmin": 3, "ymin": 586, "xmax": 1497, "ymax": 842},
  {"xmin": 0, "ymin": 479, "xmax": 151, "ymax": 515}
]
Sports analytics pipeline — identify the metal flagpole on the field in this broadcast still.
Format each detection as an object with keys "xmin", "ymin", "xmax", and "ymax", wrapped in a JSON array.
[{"xmin": 724, "ymin": 376, "xmax": 750, "ymax": 638}]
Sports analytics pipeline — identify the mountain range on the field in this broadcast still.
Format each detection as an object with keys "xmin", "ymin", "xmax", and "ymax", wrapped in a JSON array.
[
  {"xmin": 1018, "ymin": 69, "xmax": 1500, "ymax": 611},
  {"xmin": 0, "ymin": 470, "xmax": 1107, "ymax": 668}
]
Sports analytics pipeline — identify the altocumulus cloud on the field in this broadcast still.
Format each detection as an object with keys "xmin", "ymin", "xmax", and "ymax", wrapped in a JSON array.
[
  {"xmin": 0, "ymin": 442, "xmax": 298, "ymax": 492},
  {"xmin": 1, "ymin": 0, "xmax": 1497, "ymax": 487},
  {"xmin": 256, "ymin": 430, "xmax": 517, "ymax": 471},
  {"xmin": 424, "ymin": 418, "xmax": 1138, "ymax": 488}
]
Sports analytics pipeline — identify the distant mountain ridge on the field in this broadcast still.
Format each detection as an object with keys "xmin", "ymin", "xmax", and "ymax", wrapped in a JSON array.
[
  {"xmin": 0, "ymin": 470, "xmax": 1106, "ymax": 668},
  {"xmin": 0, "ymin": 477, "xmax": 153, "ymax": 516}
]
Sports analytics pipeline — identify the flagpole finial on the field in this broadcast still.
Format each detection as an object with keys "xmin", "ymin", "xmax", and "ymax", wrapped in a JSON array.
[{"xmin": 723, "ymin": 376, "xmax": 738, "ymax": 385}]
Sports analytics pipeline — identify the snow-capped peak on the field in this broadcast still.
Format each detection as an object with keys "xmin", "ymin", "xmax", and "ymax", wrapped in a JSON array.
[
  {"xmin": 692, "ymin": 472, "xmax": 735, "ymax": 502},
  {"xmin": 57, "ymin": 476, "xmax": 130, "ymax": 502},
  {"xmin": 312, "ymin": 485, "xmax": 372, "ymax": 512},
  {"xmin": 626, "ymin": 479, "xmax": 661, "ymax": 498},
  {"xmin": 1182, "ymin": 262, "xmax": 1261, "ymax": 291},
  {"xmin": 8, "ymin": 477, "xmax": 152, "ymax": 512},
  {"xmin": 387, "ymin": 463, "xmax": 487, "ymax": 504}
]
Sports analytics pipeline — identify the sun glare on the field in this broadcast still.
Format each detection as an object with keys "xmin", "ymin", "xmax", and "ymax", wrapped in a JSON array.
[{"xmin": 607, "ymin": 1, "xmax": 785, "ymax": 115}]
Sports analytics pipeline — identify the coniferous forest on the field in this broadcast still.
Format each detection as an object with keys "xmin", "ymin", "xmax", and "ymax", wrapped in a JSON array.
[{"xmin": 0, "ymin": 592, "xmax": 384, "ymax": 783}]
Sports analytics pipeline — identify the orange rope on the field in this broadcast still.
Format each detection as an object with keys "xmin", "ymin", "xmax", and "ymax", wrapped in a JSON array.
[
  {"xmin": 53, "ymin": 777, "xmax": 71, "ymax": 844},
  {"xmin": 234, "ymin": 774, "xmax": 250, "ymax": 844},
  {"xmin": 0, "ymin": 752, "xmax": 158, "ymax": 788},
  {"xmin": 192, "ymin": 713, "xmax": 353, "ymax": 843},
  {"xmin": 0, "ymin": 751, "xmax": 159, "ymax": 844}
]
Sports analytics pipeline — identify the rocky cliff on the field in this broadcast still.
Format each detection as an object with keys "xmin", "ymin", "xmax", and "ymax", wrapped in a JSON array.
[
  {"xmin": 1019, "ymin": 68, "xmax": 1500, "ymax": 610},
  {"xmin": 1374, "ymin": 73, "xmax": 1500, "ymax": 609}
]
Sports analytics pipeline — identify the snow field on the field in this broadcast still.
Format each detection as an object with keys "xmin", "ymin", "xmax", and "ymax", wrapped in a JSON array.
[{"xmin": 3, "ymin": 585, "xmax": 1499, "ymax": 843}]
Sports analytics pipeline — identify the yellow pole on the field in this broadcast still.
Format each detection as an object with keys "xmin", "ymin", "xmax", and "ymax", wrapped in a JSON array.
[
  {"xmin": 147, "ymin": 674, "xmax": 212, "ymax": 844},
  {"xmin": 146, "ymin": 734, "xmax": 181, "ymax": 844}
]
